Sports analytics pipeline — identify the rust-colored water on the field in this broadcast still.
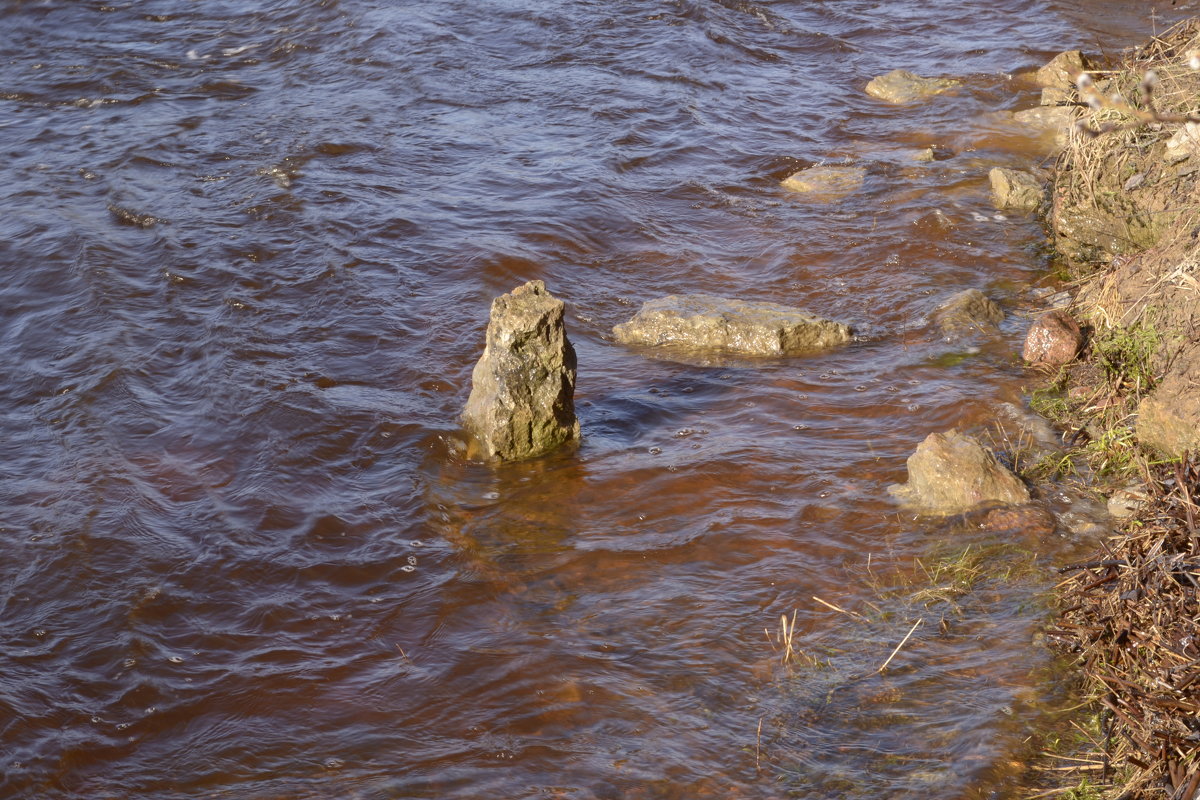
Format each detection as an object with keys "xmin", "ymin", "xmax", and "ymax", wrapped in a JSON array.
[{"xmin": 0, "ymin": 2, "xmax": 1190, "ymax": 798}]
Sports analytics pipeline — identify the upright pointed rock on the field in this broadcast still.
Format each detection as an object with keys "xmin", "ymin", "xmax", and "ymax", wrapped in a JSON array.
[{"xmin": 462, "ymin": 280, "xmax": 580, "ymax": 461}]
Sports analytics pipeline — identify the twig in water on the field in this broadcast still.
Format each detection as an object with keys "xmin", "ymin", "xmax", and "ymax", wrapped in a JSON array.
[
  {"xmin": 812, "ymin": 595, "xmax": 869, "ymax": 622},
  {"xmin": 877, "ymin": 618, "xmax": 923, "ymax": 673},
  {"xmin": 756, "ymin": 716, "xmax": 763, "ymax": 770}
]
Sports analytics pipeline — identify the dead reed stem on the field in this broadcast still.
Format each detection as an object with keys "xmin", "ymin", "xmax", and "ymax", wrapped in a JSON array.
[{"xmin": 877, "ymin": 618, "xmax": 923, "ymax": 674}]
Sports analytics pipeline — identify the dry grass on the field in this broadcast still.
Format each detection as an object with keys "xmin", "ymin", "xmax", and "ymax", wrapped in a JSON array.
[
  {"xmin": 1047, "ymin": 456, "xmax": 1200, "ymax": 800},
  {"xmin": 1036, "ymin": 26, "xmax": 1200, "ymax": 799},
  {"xmin": 1054, "ymin": 19, "xmax": 1200, "ymax": 284}
]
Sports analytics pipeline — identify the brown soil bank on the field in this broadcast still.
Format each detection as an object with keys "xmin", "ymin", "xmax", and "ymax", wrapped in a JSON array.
[{"xmin": 1040, "ymin": 19, "xmax": 1200, "ymax": 799}]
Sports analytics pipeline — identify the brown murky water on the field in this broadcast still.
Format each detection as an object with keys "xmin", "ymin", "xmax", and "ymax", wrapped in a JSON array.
[{"xmin": 1, "ymin": 1, "xmax": 1192, "ymax": 797}]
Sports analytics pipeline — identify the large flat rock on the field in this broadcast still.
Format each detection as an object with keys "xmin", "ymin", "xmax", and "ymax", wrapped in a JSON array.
[
  {"xmin": 781, "ymin": 165, "xmax": 866, "ymax": 202},
  {"xmin": 865, "ymin": 69, "xmax": 961, "ymax": 104},
  {"xmin": 613, "ymin": 295, "xmax": 852, "ymax": 356}
]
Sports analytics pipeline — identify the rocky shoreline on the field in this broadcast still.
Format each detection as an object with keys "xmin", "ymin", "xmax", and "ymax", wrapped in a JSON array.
[
  {"xmin": 862, "ymin": 25, "xmax": 1200, "ymax": 798},
  {"xmin": 1026, "ymin": 21, "xmax": 1200, "ymax": 800},
  {"xmin": 455, "ymin": 25, "xmax": 1200, "ymax": 797}
]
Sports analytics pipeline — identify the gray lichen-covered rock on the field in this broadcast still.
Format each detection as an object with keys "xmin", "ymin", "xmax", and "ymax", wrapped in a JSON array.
[
  {"xmin": 865, "ymin": 69, "xmax": 961, "ymax": 104},
  {"xmin": 462, "ymin": 280, "xmax": 580, "ymax": 461},
  {"xmin": 613, "ymin": 294, "xmax": 852, "ymax": 356},
  {"xmin": 781, "ymin": 165, "xmax": 867, "ymax": 202},
  {"xmin": 931, "ymin": 289, "xmax": 1004, "ymax": 337},
  {"xmin": 989, "ymin": 167, "xmax": 1044, "ymax": 212},
  {"xmin": 889, "ymin": 429, "xmax": 1031, "ymax": 515}
]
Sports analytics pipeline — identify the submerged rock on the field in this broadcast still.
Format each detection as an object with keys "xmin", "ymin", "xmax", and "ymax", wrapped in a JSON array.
[
  {"xmin": 613, "ymin": 294, "xmax": 852, "ymax": 356},
  {"xmin": 461, "ymin": 280, "xmax": 580, "ymax": 461},
  {"xmin": 992, "ymin": 401, "xmax": 1063, "ymax": 466},
  {"xmin": 989, "ymin": 167, "xmax": 1044, "ymax": 212},
  {"xmin": 1022, "ymin": 309, "xmax": 1083, "ymax": 366},
  {"xmin": 1059, "ymin": 509, "xmax": 1108, "ymax": 538},
  {"xmin": 781, "ymin": 165, "xmax": 866, "ymax": 202},
  {"xmin": 1012, "ymin": 106, "xmax": 1077, "ymax": 149},
  {"xmin": 931, "ymin": 289, "xmax": 1004, "ymax": 338},
  {"xmin": 1034, "ymin": 50, "xmax": 1089, "ymax": 90},
  {"xmin": 889, "ymin": 429, "xmax": 1031, "ymax": 515},
  {"xmin": 1107, "ymin": 485, "xmax": 1149, "ymax": 519},
  {"xmin": 865, "ymin": 69, "xmax": 961, "ymax": 104},
  {"xmin": 982, "ymin": 505, "xmax": 1057, "ymax": 537}
]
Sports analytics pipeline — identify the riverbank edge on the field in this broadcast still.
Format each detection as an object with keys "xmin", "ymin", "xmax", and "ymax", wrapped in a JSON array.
[{"xmin": 1024, "ymin": 18, "xmax": 1200, "ymax": 800}]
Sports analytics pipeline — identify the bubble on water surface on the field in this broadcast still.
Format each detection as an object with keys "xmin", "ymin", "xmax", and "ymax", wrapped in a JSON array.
[{"xmin": 400, "ymin": 565, "xmax": 415, "ymax": 573}]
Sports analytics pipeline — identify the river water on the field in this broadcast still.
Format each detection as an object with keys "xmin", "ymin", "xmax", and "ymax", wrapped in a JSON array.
[{"xmin": 0, "ymin": 1, "xmax": 1190, "ymax": 798}]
